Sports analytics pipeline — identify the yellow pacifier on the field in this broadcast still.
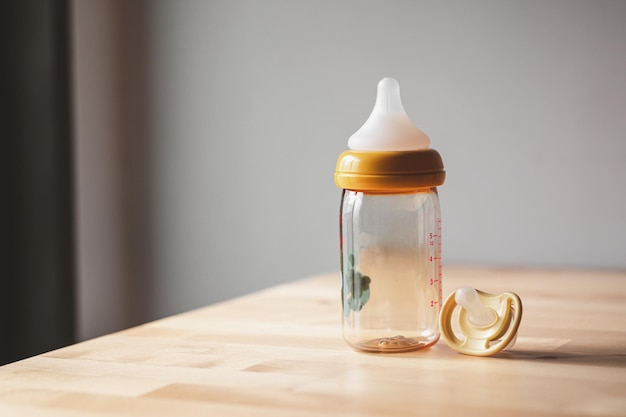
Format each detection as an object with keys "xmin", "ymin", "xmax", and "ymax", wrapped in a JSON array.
[{"xmin": 439, "ymin": 287, "xmax": 523, "ymax": 356}]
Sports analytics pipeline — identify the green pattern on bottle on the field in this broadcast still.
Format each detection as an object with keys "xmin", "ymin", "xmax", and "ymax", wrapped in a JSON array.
[{"xmin": 343, "ymin": 253, "xmax": 371, "ymax": 317}]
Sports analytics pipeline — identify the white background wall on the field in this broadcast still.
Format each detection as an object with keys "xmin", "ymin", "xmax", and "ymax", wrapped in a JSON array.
[{"xmin": 73, "ymin": 0, "xmax": 626, "ymax": 340}]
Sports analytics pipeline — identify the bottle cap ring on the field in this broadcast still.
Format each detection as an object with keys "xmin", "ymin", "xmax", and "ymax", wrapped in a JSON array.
[{"xmin": 439, "ymin": 288, "xmax": 523, "ymax": 356}]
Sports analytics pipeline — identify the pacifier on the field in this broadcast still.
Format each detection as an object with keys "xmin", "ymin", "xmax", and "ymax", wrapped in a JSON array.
[{"xmin": 439, "ymin": 287, "xmax": 523, "ymax": 356}]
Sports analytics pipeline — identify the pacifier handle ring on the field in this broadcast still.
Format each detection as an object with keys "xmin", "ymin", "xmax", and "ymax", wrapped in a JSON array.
[{"xmin": 439, "ymin": 289, "xmax": 523, "ymax": 357}]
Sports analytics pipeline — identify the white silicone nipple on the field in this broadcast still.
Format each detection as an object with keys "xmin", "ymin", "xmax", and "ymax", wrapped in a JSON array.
[
  {"xmin": 454, "ymin": 287, "xmax": 497, "ymax": 327},
  {"xmin": 348, "ymin": 77, "xmax": 431, "ymax": 151}
]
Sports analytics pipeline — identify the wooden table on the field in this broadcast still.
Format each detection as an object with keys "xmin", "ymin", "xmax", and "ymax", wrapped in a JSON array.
[{"xmin": 1, "ymin": 267, "xmax": 625, "ymax": 416}]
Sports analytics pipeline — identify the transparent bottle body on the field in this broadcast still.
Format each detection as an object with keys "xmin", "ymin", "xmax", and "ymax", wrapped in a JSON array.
[{"xmin": 340, "ymin": 188, "xmax": 442, "ymax": 352}]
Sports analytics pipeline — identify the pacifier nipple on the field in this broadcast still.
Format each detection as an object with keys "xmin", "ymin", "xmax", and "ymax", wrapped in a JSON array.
[
  {"xmin": 348, "ymin": 77, "xmax": 431, "ymax": 151},
  {"xmin": 454, "ymin": 287, "xmax": 497, "ymax": 327},
  {"xmin": 440, "ymin": 287, "xmax": 523, "ymax": 357}
]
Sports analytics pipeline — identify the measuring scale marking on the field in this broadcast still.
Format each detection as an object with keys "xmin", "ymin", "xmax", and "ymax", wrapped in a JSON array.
[{"xmin": 427, "ymin": 217, "xmax": 443, "ymax": 311}]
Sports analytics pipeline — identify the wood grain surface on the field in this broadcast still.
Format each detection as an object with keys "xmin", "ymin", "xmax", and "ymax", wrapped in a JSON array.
[{"xmin": 1, "ymin": 266, "xmax": 625, "ymax": 416}]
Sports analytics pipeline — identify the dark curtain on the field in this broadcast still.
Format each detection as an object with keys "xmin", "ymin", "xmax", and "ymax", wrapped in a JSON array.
[{"xmin": 1, "ymin": 0, "xmax": 75, "ymax": 364}]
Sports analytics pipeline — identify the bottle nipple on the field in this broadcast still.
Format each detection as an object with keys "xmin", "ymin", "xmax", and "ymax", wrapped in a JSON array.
[{"xmin": 348, "ymin": 77, "xmax": 431, "ymax": 151}]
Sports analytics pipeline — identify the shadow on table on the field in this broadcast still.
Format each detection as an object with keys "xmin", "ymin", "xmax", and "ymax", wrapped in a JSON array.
[{"xmin": 495, "ymin": 349, "xmax": 626, "ymax": 368}]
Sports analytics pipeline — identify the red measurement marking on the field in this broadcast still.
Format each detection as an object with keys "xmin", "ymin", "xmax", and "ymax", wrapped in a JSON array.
[{"xmin": 430, "ymin": 300, "xmax": 439, "ymax": 307}]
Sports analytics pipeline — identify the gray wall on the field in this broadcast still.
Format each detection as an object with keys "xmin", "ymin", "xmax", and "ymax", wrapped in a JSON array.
[{"xmin": 73, "ymin": 0, "xmax": 626, "ymax": 340}]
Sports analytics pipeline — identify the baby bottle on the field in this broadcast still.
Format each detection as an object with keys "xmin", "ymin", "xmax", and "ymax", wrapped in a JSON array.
[{"xmin": 335, "ymin": 78, "xmax": 445, "ymax": 353}]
